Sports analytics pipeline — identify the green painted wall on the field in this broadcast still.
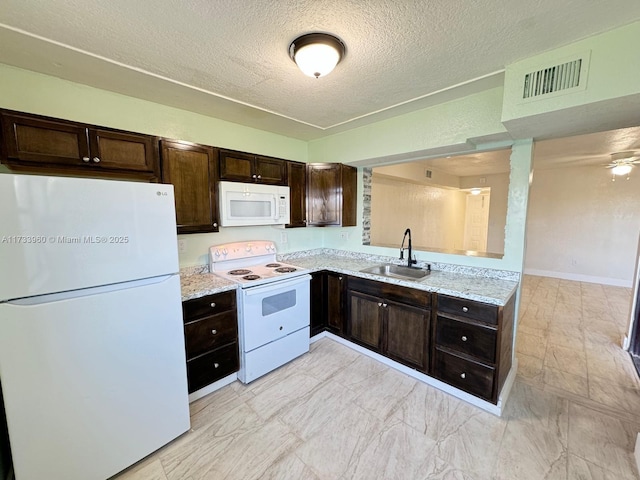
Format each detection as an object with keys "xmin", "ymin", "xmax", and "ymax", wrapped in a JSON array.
[
  {"xmin": 0, "ymin": 64, "xmax": 308, "ymax": 161},
  {"xmin": 502, "ymin": 21, "xmax": 640, "ymax": 122}
]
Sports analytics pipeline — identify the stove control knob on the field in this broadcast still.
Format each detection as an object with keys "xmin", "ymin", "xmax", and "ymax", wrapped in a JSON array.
[
  {"xmin": 214, "ymin": 250, "xmax": 221, "ymax": 257},
  {"xmin": 222, "ymin": 248, "xmax": 228, "ymax": 255},
  {"xmin": 246, "ymin": 244, "xmax": 252, "ymax": 252}
]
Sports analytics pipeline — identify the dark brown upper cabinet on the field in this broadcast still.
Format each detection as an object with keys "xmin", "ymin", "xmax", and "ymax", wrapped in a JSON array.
[
  {"xmin": 306, "ymin": 163, "xmax": 357, "ymax": 226},
  {"xmin": 286, "ymin": 161, "xmax": 307, "ymax": 228},
  {"xmin": 218, "ymin": 149, "xmax": 287, "ymax": 185},
  {"xmin": 0, "ymin": 110, "xmax": 160, "ymax": 181},
  {"xmin": 160, "ymin": 140, "xmax": 219, "ymax": 234}
]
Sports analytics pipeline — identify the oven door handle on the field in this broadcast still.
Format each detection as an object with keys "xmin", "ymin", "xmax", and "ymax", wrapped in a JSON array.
[{"xmin": 242, "ymin": 274, "xmax": 311, "ymax": 296}]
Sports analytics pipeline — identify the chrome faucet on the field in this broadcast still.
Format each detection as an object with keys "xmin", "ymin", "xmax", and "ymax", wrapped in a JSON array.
[{"xmin": 399, "ymin": 228, "xmax": 417, "ymax": 268}]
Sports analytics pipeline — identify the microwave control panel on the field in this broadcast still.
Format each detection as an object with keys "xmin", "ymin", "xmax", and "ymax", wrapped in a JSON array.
[{"xmin": 279, "ymin": 196, "xmax": 288, "ymax": 218}]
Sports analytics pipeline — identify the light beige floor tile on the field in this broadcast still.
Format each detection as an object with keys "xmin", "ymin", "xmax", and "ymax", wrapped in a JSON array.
[
  {"xmin": 495, "ymin": 383, "xmax": 569, "ymax": 480},
  {"xmin": 292, "ymin": 338, "xmax": 360, "ymax": 381},
  {"xmin": 332, "ymin": 352, "xmax": 389, "ymax": 389},
  {"xmin": 568, "ymin": 402, "xmax": 639, "ymax": 479},
  {"xmin": 416, "ymin": 456, "xmax": 480, "ymax": 480},
  {"xmin": 246, "ymin": 370, "xmax": 322, "ymax": 420},
  {"xmin": 351, "ymin": 368, "xmax": 417, "ymax": 421},
  {"xmin": 391, "ymin": 380, "xmax": 463, "ymax": 442},
  {"xmin": 544, "ymin": 344, "xmax": 587, "ymax": 377},
  {"xmin": 587, "ymin": 374, "xmax": 640, "ymax": 415},
  {"xmin": 585, "ymin": 344, "xmax": 640, "ymax": 388},
  {"xmin": 567, "ymin": 453, "xmax": 638, "ymax": 480},
  {"xmin": 435, "ymin": 402, "xmax": 508, "ymax": 479},
  {"xmin": 547, "ymin": 331, "xmax": 584, "ymax": 351},
  {"xmin": 542, "ymin": 367, "xmax": 589, "ymax": 398},
  {"xmin": 189, "ymin": 384, "xmax": 250, "ymax": 431},
  {"xmin": 295, "ymin": 402, "xmax": 383, "ymax": 480},
  {"xmin": 252, "ymin": 451, "xmax": 319, "ymax": 480},
  {"xmin": 343, "ymin": 417, "xmax": 437, "ymax": 480},
  {"xmin": 278, "ymin": 378, "xmax": 358, "ymax": 440},
  {"xmin": 113, "ymin": 458, "xmax": 168, "ymax": 480},
  {"xmin": 517, "ymin": 332, "xmax": 548, "ymax": 359},
  {"xmin": 516, "ymin": 353, "xmax": 544, "ymax": 386}
]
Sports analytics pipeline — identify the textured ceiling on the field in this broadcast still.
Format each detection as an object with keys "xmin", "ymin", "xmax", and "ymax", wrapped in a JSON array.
[{"xmin": 1, "ymin": 1, "xmax": 640, "ymax": 139}]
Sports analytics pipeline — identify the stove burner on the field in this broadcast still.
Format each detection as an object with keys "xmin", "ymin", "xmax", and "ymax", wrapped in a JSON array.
[
  {"xmin": 229, "ymin": 269, "xmax": 252, "ymax": 276},
  {"xmin": 242, "ymin": 274, "xmax": 261, "ymax": 281},
  {"xmin": 275, "ymin": 267, "xmax": 297, "ymax": 273},
  {"xmin": 265, "ymin": 263, "xmax": 282, "ymax": 268}
]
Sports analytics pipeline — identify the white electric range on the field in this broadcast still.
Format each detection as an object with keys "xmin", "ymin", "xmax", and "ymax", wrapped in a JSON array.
[{"xmin": 209, "ymin": 241, "xmax": 311, "ymax": 383}]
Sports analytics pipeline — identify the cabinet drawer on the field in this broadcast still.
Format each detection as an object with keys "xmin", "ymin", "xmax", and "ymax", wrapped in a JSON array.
[
  {"xmin": 433, "ymin": 348, "xmax": 495, "ymax": 401},
  {"xmin": 435, "ymin": 316, "xmax": 497, "ymax": 364},
  {"xmin": 182, "ymin": 290, "xmax": 236, "ymax": 321},
  {"xmin": 348, "ymin": 276, "xmax": 431, "ymax": 308},
  {"xmin": 437, "ymin": 295, "xmax": 498, "ymax": 325},
  {"xmin": 187, "ymin": 343, "xmax": 239, "ymax": 393},
  {"xmin": 184, "ymin": 311, "xmax": 238, "ymax": 359}
]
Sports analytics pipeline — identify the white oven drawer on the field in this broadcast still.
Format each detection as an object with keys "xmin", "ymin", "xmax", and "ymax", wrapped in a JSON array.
[{"xmin": 239, "ymin": 275, "xmax": 310, "ymax": 352}]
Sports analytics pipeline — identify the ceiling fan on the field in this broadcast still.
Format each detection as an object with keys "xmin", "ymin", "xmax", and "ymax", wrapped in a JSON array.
[{"xmin": 605, "ymin": 151, "xmax": 640, "ymax": 179}]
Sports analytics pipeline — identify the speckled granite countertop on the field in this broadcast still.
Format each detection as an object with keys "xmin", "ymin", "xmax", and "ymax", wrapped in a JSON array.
[
  {"xmin": 180, "ymin": 249, "xmax": 520, "ymax": 305},
  {"xmin": 180, "ymin": 265, "xmax": 236, "ymax": 301}
]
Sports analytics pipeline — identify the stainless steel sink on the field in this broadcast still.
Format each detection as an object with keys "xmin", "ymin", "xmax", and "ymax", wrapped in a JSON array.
[{"xmin": 360, "ymin": 264, "xmax": 430, "ymax": 281}]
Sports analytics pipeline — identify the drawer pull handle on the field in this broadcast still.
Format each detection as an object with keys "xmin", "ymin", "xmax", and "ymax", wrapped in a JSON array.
[
  {"xmin": 211, "ymin": 329, "xmax": 217, "ymax": 335},
  {"xmin": 210, "ymin": 302, "xmax": 216, "ymax": 308},
  {"xmin": 462, "ymin": 306, "xmax": 469, "ymax": 313},
  {"xmin": 461, "ymin": 335, "xmax": 468, "ymax": 342},
  {"xmin": 214, "ymin": 363, "xmax": 220, "ymax": 369},
  {"xmin": 460, "ymin": 373, "xmax": 466, "ymax": 379}
]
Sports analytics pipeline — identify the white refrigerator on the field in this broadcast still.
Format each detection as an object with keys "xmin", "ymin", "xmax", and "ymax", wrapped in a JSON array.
[{"xmin": 0, "ymin": 174, "xmax": 190, "ymax": 480}]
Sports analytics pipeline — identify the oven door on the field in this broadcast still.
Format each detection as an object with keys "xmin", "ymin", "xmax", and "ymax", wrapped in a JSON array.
[{"xmin": 240, "ymin": 274, "xmax": 311, "ymax": 352}]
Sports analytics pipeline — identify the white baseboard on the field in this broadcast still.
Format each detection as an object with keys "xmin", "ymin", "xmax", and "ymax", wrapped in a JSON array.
[
  {"xmin": 524, "ymin": 269, "xmax": 632, "ymax": 287},
  {"xmin": 635, "ymin": 433, "xmax": 640, "ymax": 476}
]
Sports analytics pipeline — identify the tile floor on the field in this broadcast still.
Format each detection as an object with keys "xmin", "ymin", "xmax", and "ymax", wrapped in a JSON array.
[{"xmin": 114, "ymin": 275, "xmax": 640, "ymax": 480}]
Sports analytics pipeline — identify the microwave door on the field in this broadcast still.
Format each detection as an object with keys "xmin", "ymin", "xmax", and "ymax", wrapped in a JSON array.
[{"xmin": 226, "ymin": 191, "xmax": 276, "ymax": 226}]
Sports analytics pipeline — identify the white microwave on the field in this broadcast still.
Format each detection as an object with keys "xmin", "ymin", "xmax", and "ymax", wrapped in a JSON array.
[{"xmin": 218, "ymin": 181, "xmax": 290, "ymax": 227}]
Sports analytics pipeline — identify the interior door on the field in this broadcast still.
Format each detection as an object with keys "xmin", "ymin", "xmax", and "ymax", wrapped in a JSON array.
[{"xmin": 463, "ymin": 193, "xmax": 490, "ymax": 251}]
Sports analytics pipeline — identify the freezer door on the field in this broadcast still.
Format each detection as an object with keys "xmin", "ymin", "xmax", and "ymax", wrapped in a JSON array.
[
  {"xmin": 0, "ymin": 275, "xmax": 190, "ymax": 480},
  {"xmin": 0, "ymin": 174, "xmax": 179, "ymax": 301}
]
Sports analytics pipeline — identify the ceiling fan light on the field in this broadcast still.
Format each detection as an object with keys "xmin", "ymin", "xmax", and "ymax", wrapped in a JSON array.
[
  {"xmin": 290, "ymin": 33, "xmax": 345, "ymax": 78},
  {"xmin": 612, "ymin": 164, "xmax": 633, "ymax": 176}
]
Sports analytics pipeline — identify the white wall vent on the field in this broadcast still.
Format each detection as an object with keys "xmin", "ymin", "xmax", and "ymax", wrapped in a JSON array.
[{"xmin": 520, "ymin": 51, "xmax": 590, "ymax": 102}]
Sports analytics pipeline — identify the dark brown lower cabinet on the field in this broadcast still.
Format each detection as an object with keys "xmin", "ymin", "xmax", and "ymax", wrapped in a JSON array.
[
  {"xmin": 347, "ymin": 277, "xmax": 431, "ymax": 373},
  {"xmin": 310, "ymin": 271, "xmax": 346, "ymax": 337},
  {"xmin": 182, "ymin": 291, "xmax": 239, "ymax": 393},
  {"xmin": 431, "ymin": 293, "xmax": 515, "ymax": 403}
]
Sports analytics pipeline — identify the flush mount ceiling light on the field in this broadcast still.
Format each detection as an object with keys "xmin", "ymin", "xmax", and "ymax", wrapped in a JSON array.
[
  {"xmin": 289, "ymin": 33, "xmax": 345, "ymax": 78},
  {"xmin": 470, "ymin": 188, "xmax": 482, "ymax": 195}
]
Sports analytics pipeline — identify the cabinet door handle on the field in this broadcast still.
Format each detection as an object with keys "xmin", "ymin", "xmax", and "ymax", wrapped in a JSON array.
[
  {"xmin": 82, "ymin": 156, "xmax": 90, "ymax": 162},
  {"xmin": 383, "ymin": 303, "xmax": 388, "ymax": 308},
  {"xmin": 460, "ymin": 373, "xmax": 466, "ymax": 379},
  {"xmin": 338, "ymin": 276, "xmax": 342, "ymax": 281},
  {"xmin": 92, "ymin": 157, "xmax": 101, "ymax": 163},
  {"xmin": 213, "ymin": 222, "xmax": 218, "ymax": 228},
  {"xmin": 210, "ymin": 302, "xmax": 216, "ymax": 308},
  {"xmin": 211, "ymin": 329, "xmax": 217, "ymax": 335},
  {"xmin": 378, "ymin": 302, "xmax": 383, "ymax": 307},
  {"xmin": 257, "ymin": 174, "xmax": 262, "ymax": 179},
  {"xmin": 214, "ymin": 362, "xmax": 220, "ymax": 369},
  {"xmin": 252, "ymin": 174, "xmax": 257, "ymax": 179},
  {"xmin": 462, "ymin": 306, "xmax": 469, "ymax": 313},
  {"xmin": 461, "ymin": 335, "xmax": 468, "ymax": 342}
]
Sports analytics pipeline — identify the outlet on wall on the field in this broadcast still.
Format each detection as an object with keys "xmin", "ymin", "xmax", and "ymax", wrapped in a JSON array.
[
  {"xmin": 178, "ymin": 238, "xmax": 187, "ymax": 253},
  {"xmin": 280, "ymin": 232, "xmax": 288, "ymax": 244}
]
